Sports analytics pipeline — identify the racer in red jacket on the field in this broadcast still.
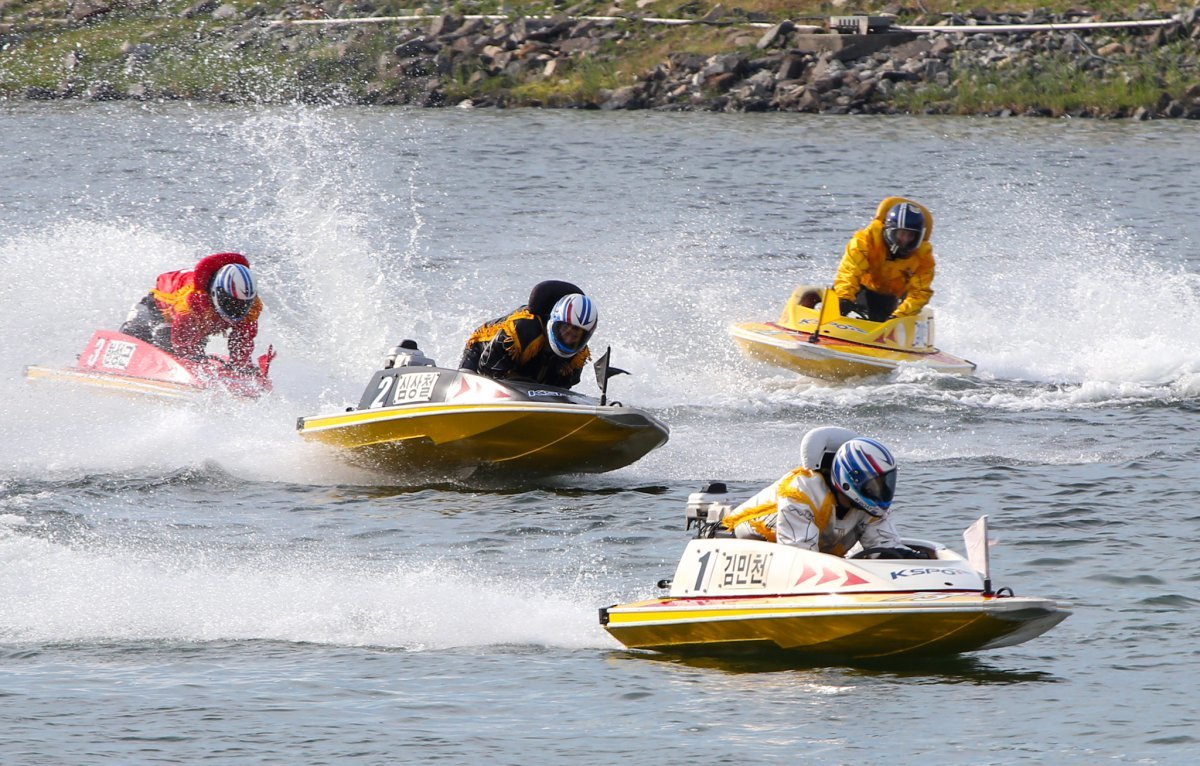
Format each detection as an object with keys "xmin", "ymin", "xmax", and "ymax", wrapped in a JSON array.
[{"xmin": 120, "ymin": 252, "xmax": 263, "ymax": 367}]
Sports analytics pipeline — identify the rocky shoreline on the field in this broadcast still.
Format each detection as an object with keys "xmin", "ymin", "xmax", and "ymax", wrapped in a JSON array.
[{"xmin": 3, "ymin": 2, "xmax": 1200, "ymax": 118}]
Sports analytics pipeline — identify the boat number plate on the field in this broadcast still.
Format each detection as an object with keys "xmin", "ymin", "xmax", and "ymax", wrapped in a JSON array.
[
  {"xmin": 913, "ymin": 320, "xmax": 928, "ymax": 348},
  {"xmin": 86, "ymin": 338, "xmax": 136, "ymax": 370},
  {"xmin": 720, "ymin": 551, "xmax": 771, "ymax": 588},
  {"xmin": 370, "ymin": 371, "xmax": 440, "ymax": 408}
]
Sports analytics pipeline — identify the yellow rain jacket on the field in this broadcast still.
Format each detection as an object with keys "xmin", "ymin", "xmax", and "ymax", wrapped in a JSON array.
[{"xmin": 833, "ymin": 197, "xmax": 936, "ymax": 318}]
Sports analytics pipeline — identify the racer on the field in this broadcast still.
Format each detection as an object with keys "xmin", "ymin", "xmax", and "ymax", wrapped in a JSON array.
[
  {"xmin": 459, "ymin": 280, "xmax": 597, "ymax": 390},
  {"xmin": 120, "ymin": 252, "xmax": 263, "ymax": 369},
  {"xmin": 722, "ymin": 426, "xmax": 920, "ymax": 558},
  {"xmin": 833, "ymin": 197, "xmax": 936, "ymax": 321}
]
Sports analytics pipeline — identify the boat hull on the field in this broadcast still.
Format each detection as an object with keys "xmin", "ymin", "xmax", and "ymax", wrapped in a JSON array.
[
  {"xmin": 602, "ymin": 592, "xmax": 1069, "ymax": 659},
  {"xmin": 25, "ymin": 330, "xmax": 271, "ymax": 402},
  {"xmin": 298, "ymin": 402, "xmax": 668, "ymax": 475},
  {"xmin": 25, "ymin": 364, "xmax": 203, "ymax": 401},
  {"xmin": 600, "ymin": 534, "xmax": 1069, "ymax": 660},
  {"xmin": 731, "ymin": 321, "xmax": 976, "ymax": 380},
  {"xmin": 731, "ymin": 285, "xmax": 975, "ymax": 381},
  {"xmin": 297, "ymin": 365, "xmax": 669, "ymax": 477}
]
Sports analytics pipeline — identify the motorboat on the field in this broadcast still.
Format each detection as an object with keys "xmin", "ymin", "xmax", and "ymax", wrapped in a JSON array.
[
  {"xmin": 600, "ymin": 485, "xmax": 1070, "ymax": 660},
  {"xmin": 296, "ymin": 341, "xmax": 669, "ymax": 478},
  {"xmin": 730, "ymin": 285, "xmax": 976, "ymax": 381},
  {"xmin": 24, "ymin": 329, "xmax": 273, "ymax": 401}
]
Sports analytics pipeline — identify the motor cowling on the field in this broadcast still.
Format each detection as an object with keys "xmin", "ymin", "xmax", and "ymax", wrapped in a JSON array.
[
  {"xmin": 686, "ymin": 482, "xmax": 732, "ymax": 537},
  {"xmin": 384, "ymin": 339, "xmax": 436, "ymax": 369}
]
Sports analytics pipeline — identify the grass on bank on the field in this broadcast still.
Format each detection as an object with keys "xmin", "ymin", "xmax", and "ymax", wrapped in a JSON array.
[
  {"xmin": 1, "ymin": 0, "xmax": 1196, "ymax": 110},
  {"xmin": 893, "ymin": 41, "xmax": 1199, "ymax": 115}
]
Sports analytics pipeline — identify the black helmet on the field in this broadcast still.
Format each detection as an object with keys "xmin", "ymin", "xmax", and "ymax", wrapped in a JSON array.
[
  {"xmin": 527, "ymin": 280, "xmax": 583, "ymax": 319},
  {"xmin": 883, "ymin": 202, "xmax": 926, "ymax": 258}
]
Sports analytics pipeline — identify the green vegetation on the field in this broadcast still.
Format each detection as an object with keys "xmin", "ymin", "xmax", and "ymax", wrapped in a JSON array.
[{"xmin": 0, "ymin": 0, "xmax": 1196, "ymax": 114}]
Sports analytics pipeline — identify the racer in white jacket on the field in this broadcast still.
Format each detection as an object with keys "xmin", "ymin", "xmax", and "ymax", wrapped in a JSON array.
[{"xmin": 723, "ymin": 427, "xmax": 917, "ymax": 558}]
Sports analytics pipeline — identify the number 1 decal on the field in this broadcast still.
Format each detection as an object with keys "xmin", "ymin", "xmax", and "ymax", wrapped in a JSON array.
[{"xmin": 693, "ymin": 551, "xmax": 712, "ymax": 591}]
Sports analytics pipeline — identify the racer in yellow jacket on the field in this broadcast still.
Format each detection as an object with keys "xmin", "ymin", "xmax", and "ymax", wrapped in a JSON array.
[
  {"xmin": 459, "ymin": 280, "xmax": 597, "ymax": 390},
  {"xmin": 833, "ymin": 198, "xmax": 935, "ymax": 321}
]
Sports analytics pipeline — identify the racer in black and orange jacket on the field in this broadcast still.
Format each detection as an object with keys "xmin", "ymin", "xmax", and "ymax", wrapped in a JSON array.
[{"xmin": 459, "ymin": 280, "xmax": 595, "ymax": 390}]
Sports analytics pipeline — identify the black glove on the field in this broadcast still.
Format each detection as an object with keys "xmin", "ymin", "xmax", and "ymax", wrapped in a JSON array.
[
  {"xmin": 221, "ymin": 360, "xmax": 257, "ymax": 376},
  {"xmin": 839, "ymin": 299, "xmax": 858, "ymax": 317}
]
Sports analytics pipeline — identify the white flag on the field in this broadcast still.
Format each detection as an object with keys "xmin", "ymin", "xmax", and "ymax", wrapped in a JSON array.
[{"xmin": 963, "ymin": 515, "xmax": 991, "ymax": 581}]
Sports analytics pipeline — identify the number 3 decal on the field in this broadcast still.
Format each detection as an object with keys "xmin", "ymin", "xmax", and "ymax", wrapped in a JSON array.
[{"xmin": 85, "ymin": 338, "xmax": 107, "ymax": 367}]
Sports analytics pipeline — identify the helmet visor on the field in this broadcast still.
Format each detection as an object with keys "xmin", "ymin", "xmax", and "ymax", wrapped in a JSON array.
[
  {"xmin": 859, "ymin": 468, "xmax": 897, "ymax": 505},
  {"xmin": 215, "ymin": 290, "xmax": 253, "ymax": 322},
  {"xmin": 552, "ymin": 322, "xmax": 588, "ymax": 355}
]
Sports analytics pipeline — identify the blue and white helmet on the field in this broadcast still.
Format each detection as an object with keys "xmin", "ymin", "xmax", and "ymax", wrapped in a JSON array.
[
  {"xmin": 883, "ymin": 202, "xmax": 926, "ymax": 258},
  {"xmin": 211, "ymin": 263, "xmax": 256, "ymax": 323},
  {"xmin": 546, "ymin": 293, "xmax": 597, "ymax": 358},
  {"xmin": 831, "ymin": 437, "xmax": 898, "ymax": 517}
]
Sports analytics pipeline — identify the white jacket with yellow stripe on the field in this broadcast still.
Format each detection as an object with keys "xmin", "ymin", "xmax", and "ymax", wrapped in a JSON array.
[{"xmin": 722, "ymin": 427, "xmax": 904, "ymax": 556}]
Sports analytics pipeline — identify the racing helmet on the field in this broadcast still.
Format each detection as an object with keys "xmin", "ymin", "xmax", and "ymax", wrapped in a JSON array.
[
  {"xmin": 546, "ymin": 293, "xmax": 597, "ymax": 358},
  {"xmin": 210, "ymin": 263, "xmax": 257, "ymax": 323},
  {"xmin": 831, "ymin": 437, "xmax": 897, "ymax": 517},
  {"xmin": 883, "ymin": 202, "xmax": 926, "ymax": 258}
]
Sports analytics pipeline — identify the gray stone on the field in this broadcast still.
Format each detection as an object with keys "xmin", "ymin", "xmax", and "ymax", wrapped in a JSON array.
[
  {"xmin": 69, "ymin": 0, "xmax": 113, "ymax": 21},
  {"xmin": 182, "ymin": 0, "xmax": 219, "ymax": 17},
  {"xmin": 757, "ymin": 21, "xmax": 795, "ymax": 50},
  {"xmin": 790, "ymin": 32, "xmax": 918, "ymax": 62}
]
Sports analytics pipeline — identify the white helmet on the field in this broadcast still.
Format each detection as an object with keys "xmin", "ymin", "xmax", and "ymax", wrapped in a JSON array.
[
  {"xmin": 211, "ymin": 263, "xmax": 256, "ymax": 323},
  {"xmin": 830, "ymin": 437, "xmax": 897, "ymax": 517},
  {"xmin": 546, "ymin": 293, "xmax": 597, "ymax": 358}
]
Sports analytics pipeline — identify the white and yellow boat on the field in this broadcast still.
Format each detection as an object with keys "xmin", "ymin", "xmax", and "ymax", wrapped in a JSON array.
[
  {"xmin": 730, "ymin": 285, "xmax": 976, "ymax": 381},
  {"xmin": 600, "ymin": 490, "xmax": 1069, "ymax": 660},
  {"xmin": 297, "ymin": 343, "xmax": 669, "ymax": 478}
]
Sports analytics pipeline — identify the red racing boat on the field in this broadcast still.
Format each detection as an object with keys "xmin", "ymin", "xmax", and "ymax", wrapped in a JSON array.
[{"xmin": 25, "ymin": 329, "xmax": 273, "ymax": 401}]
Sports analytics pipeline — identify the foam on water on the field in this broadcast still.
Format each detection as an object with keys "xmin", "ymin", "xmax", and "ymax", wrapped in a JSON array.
[
  {"xmin": 0, "ymin": 511, "xmax": 615, "ymax": 650},
  {"xmin": 2, "ymin": 106, "xmax": 1198, "ymax": 488}
]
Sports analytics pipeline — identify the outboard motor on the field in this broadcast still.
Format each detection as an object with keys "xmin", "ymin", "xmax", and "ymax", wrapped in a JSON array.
[
  {"xmin": 686, "ymin": 482, "xmax": 733, "ymax": 539},
  {"xmin": 383, "ymin": 339, "xmax": 436, "ymax": 369}
]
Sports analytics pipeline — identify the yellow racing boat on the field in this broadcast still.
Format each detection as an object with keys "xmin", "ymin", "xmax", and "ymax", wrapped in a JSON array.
[
  {"xmin": 730, "ymin": 286, "xmax": 975, "ymax": 381},
  {"xmin": 297, "ymin": 341, "xmax": 669, "ymax": 478},
  {"xmin": 600, "ymin": 487, "xmax": 1069, "ymax": 661}
]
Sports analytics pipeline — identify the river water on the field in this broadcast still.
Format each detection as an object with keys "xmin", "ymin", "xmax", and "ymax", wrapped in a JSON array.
[{"xmin": 2, "ymin": 103, "xmax": 1198, "ymax": 764}]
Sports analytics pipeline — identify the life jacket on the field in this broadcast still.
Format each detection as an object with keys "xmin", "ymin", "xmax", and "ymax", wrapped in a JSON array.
[
  {"xmin": 150, "ymin": 252, "xmax": 253, "ymax": 320},
  {"xmin": 465, "ymin": 307, "xmax": 550, "ymax": 366},
  {"xmin": 463, "ymin": 306, "xmax": 589, "ymax": 386},
  {"xmin": 722, "ymin": 466, "xmax": 837, "ymax": 544}
]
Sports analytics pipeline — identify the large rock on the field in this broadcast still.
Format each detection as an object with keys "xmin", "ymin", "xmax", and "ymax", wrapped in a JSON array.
[
  {"xmin": 790, "ymin": 32, "xmax": 919, "ymax": 62},
  {"xmin": 68, "ymin": 0, "xmax": 114, "ymax": 20}
]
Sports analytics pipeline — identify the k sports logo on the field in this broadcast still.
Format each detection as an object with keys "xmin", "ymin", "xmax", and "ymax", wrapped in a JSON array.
[{"xmin": 890, "ymin": 567, "xmax": 972, "ymax": 580}]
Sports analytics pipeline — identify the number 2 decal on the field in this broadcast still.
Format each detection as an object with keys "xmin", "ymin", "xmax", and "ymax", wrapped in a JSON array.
[{"xmin": 369, "ymin": 376, "xmax": 395, "ymax": 409}]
